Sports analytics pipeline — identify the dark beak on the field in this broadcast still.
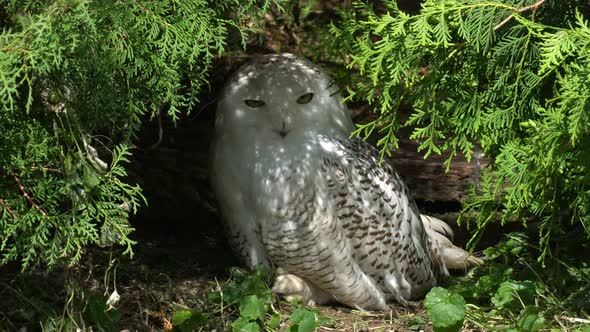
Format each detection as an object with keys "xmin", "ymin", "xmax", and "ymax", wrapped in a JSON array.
[{"xmin": 277, "ymin": 121, "xmax": 289, "ymax": 138}]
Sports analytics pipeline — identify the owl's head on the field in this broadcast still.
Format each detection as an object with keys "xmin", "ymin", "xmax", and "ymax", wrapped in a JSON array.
[{"xmin": 215, "ymin": 53, "xmax": 354, "ymax": 141}]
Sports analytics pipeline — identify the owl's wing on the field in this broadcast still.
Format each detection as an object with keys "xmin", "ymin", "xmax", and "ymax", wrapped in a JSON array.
[
  {"xmin": 210, "ymin": 138, "xmax": 271, "ymax": 269},
  {"xmin": 262, "ymin": 176, "xmax": 389, "ymax": 311},
  {"xmin": 321, "ymin": 137, "xmax": 448, "ymax": 303}
]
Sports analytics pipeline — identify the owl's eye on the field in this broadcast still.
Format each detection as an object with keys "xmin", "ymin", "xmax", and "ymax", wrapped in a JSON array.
[
  {"xmin": 296, "ymin": 93, "xmax": 314, "ymax": 104},
  {"xmin": 244, "ymin": 99, "xmax": 266, "ymax": 108}
]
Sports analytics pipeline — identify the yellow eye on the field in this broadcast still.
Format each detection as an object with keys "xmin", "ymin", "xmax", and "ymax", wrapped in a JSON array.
[
  {"xmin": 296, "ymin": 93, "xmax": 314, "ymax": 104},
  {"xmin": 244, "ymin": 99, "xmax": 266, "ymax": 108}
]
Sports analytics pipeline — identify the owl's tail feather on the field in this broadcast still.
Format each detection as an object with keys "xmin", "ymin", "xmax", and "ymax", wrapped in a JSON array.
[
  {"xmin": 421, "ymin": 215, "xmax": 484, "ymax": 270},
  {"xmin": 421, "ymin": 214, "xmax": 454, "ymax": 242}
]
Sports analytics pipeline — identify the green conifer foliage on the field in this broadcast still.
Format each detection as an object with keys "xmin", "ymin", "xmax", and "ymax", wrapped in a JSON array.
[
  {"xmin": 328, "ymin": 0, "xmax": 589, "ymax": 259},
  {"xmin": 0, "ymin": 0, "xmax": 288, "ymax": 270}
]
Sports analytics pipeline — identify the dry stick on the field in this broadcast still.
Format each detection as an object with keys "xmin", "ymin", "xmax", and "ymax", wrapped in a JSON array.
[
  {"xmin": 1, "ymin": 47, "xmax": 27, "ymax": 52},
  {"xmin": 0, "ymin": 199, "xmax": 18, "ymax": 220},
  {"xmin": 12, "ymin": 171, "xmax": 47, "ymax": 217},
  {"xmin": 30, "ymin": 166, "xmax": 63, "ymax": 173},
  {"xmin": 493, "ymin": 0, "xmax": 546, "ymax": 31},
  {"xmin": 555, "ymin": 315, "xmax": 590, "ymax": 324},
  {"xmin": 148, "ymin": 112, "xmax": 164, "ymax": 150}
]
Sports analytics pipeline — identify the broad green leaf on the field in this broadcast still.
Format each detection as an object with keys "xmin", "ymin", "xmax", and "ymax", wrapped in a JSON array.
[
  {"xmin": 297, "ymin": 314, "xmax": 318, "ymax": 332},
  {"xmin": 290, "ymin": 308, "xmax": 314, "ymax": 324},
  {"xmin": 267, "ymin": 314, "xmax": 281, "ymax": 329},
  {"xmin": 517, "ymin": 306, "xmax": 545, "ymax": 332},
  {"xmin": 223, "ymin": 284, "xmax": 242, "ymax": 305},
  {"xmin": 207, "ymin": 290, "xmax": 221, "ymax": 304},
  {"xmin": 232, "ymin": 317, "xmax": 260, "ymax": 332},
  {"xmin": 84, "ymin": 294, "xmax": 121, "ymax": 332},
  {"xmin": 171, "ymin": 309, "xmax": 207, "ymax": 332},
  {"xmin": 82, "ymin": 163, "xmax": 101, "ymax": 191},
  {"xmin": 241, "ymin": 322, "xmax": 260, "ymax": 332},
  {"xmin": 491, "ymin": 281, "xmax": 536, "ymax": 309},
  {"xmin": 290, "ymin": 308, "xmax": 318, "ymax": 332},
  {"xmin": 424, "ymin": 287, "xmax": 465, "ymax": 332},
  {"xmin": 171, "ymin": 310, "xmax": 192, "ymax": 324},
  {"xmin": 239, "ymin": 295, "xmax": 266, "ymax": 321}
]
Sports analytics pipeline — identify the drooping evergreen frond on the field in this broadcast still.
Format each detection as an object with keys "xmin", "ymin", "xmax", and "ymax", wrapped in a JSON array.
[
  {"xmin": 0, "ymin": 0, "xmax": 289, "ymax": 270},
  {"xmin": 328, "ymin": 0, "xmax": 590, "ymax": 258}
]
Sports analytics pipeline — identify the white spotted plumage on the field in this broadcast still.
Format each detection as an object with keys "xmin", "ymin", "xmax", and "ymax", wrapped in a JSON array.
[{"xmin": 211, "ymin": 53, "xmax": 481, "ymax": 310}]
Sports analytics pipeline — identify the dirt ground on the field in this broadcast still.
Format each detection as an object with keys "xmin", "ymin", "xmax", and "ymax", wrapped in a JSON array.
[
  {"xmin": 87, "ymin": 220, "xmax": 437, "ymax": 331},
  {"xmin": 77, "ymin": 217, "xmax": 444, "ymax": 331}
]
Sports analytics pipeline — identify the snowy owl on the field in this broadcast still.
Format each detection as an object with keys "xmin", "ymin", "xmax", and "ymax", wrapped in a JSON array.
[{"xmin": 210, "ymin": 53, "xmax": 481, "ymax": 310}]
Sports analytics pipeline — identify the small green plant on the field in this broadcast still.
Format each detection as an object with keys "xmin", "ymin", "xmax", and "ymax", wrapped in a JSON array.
[
  {"xmin": 83, "ymin": 293, "xmax": 123, "ymax": 332},
  {"xmin": 405, "ymin": 315, "xmax": 427, "ymax": 331},
  {"xmin": 170, "ymin": 309, "xmax": 208, "ymax": 332},
  {"xmin": 424, "ymin": 287, "xmax": 466, "ymax": 332},
  {"xmin": 284, "ymin": 307, "xmax": 319, "ymax": 332},
  {"xmin": 426, "ymin": 233, "xmax": 589, "ymax": 331},
  {"xmin": 200, "ymin": 267, "xmax": 326, "ymax": 332}
]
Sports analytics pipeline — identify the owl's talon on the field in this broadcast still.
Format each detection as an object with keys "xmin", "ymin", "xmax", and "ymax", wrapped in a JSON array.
[
  {"xmin": 272, "ymin": 274, "xmax": 313, "ymax": 304},
  {"xmin": 272, "ymin": 273, "xmax": 332, "ymax": 306}
]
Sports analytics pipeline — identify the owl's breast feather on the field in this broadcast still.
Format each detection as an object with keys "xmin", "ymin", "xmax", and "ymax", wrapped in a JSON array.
[{"xmin": 245, "ymin": 135, "xmax": 339, "ymax": 215}]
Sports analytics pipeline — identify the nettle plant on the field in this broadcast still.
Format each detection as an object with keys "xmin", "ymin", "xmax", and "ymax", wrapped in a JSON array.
[
  {"xmin": 0, "ymin": 0, "xmax": 289, "ymax": 270},
  {"xmin": 327, "ymin": 0, "xmax": 590, "ymax": 260}
]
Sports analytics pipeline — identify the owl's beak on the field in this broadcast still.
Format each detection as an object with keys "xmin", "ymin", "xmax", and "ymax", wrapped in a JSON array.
[
  {"xmin": 272, "ymin": 112, "xmax": 292, "ymax": 138},
  {"xmin": 277, "ymin": 121, "xmax": 290, "ymax": 138}
]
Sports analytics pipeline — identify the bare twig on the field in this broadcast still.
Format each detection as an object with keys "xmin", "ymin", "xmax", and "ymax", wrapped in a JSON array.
[
  {"xmin": 148, "ymin": 112, "xmax": 164, "ymax": 150},
  {"xmin": 130, "ymin": 0, "xmax": 150, "ymax": 14},
  {"xmin": 82, "ymin": 137, "xmax": 108, "ymax": 172},
  {"xmin": 30, "ymin": 166, "xmax": 63, "ymax": 173},
  {"xmin": 493, "ymin": 0, "xmax": 546, "ymax": 31},
  {"xmin": 0, "ymin": 199, "xmax": 18, "ymax": 220},
  {"xmin": 555, "ymin": 315, "xmax": 590, "ymax": 324},
  {"xmin": 1, "ymin": 47, "xmax": 27, "ymax": 52},
  {"xmin": 12, "ymin": 171, "xmax": 47, "ymax": 217}
]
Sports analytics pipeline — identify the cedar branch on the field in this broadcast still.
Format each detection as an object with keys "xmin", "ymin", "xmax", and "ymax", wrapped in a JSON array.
[
  {"xmin": 0, "ymin": 199, "xmax": 18, "ymax": 220},
  {"xmin": 12, "ymin": 171, "xmax": 47, "ymax": 217},
  {"xmin": 493, "ymin": 0, "xmax": 546, "ymax": 31},
  {"xmin": 30, "ymin": 166, "xmax": 63, "ymax": 173}
]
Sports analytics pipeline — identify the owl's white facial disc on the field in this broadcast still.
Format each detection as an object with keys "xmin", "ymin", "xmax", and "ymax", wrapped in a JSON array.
[{"xmin": 215, "ymin": 53, "xmax": 355, "ymax": 141}]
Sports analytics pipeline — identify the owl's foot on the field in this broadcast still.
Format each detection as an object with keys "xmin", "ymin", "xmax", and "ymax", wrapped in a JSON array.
[
  {"xmin": 440, "ymin": 246, "xmax": 484, "ymax": 270},
  {"xmin": 272, "ymin": 273, "xmax": 333, "ymax": 306},
  {"xmin": 421, "ymin": 214, "xmax": 484, "ymax": 270}
]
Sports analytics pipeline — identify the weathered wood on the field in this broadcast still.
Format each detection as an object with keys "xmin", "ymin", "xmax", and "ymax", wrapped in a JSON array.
[
  {"xmin": 388, "ymin": 137, "xmax": 487, "ymax": 203},
  {"xmin": 355, "ymin": 106, "xmax": 489, "ymax": 203},
  {"xmin": 146, "ymin": 99, "xmax": 488, "ymax": 206}
]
